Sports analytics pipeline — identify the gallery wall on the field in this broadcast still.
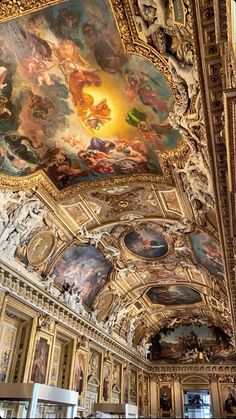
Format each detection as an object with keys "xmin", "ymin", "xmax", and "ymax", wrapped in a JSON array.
[
  {"xmin": 0, "ymin": 288, "xmax": 235, "ymax": 418},
  {"xmin": 0, "ymin": 289, "xmax": 150, "ymax": 417}
]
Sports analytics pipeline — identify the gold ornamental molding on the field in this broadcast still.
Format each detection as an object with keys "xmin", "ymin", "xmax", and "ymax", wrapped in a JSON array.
[
  {"xmin": 152, "ymin": 365, "xmax": 236, "ymax": 375},
  {"xmin": 0, "ymin": 141, "xmax": 189, "ymax": 200},
  {"xmin": 193, "ymin": 0, "xmax": 236, "ymax": 335},
  {"xmin": 0, "ymin": 171, "xmax": 174, "ymax": 201},
  {"xmin": 224, "ymin": 89, "xmax": 236, "ymax": 237},
  {"xmin": 0, "ymin": 0, "xmax": 67, "ymax": 22}
]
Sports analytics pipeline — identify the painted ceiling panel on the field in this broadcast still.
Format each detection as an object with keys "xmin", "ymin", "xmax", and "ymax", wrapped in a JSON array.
[{"xmin": 0, "ymin": 0, "xmax": 180, "ymax": 189}]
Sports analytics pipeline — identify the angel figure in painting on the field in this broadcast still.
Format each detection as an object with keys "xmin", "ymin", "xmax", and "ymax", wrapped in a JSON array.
[
  {"xmin": 24, "ymin": 52, "xmax": 55, "ymax": 87},
  {"xmin": 124, "ymin": 68, "xmax": 169, "ymax": 116},
  {"xmin": 86, "ymin": 98, "xmax": 112, "ymax": 130},
  {"xmin": 31, "ymin": 347, "xmax": 47, "ymax": 384},
  {"xmin": 0, "ymin": 66, "xmax": 7, "ymax": 90},
  {"xmin": 0, "ymin": 96, "xmax": 12, "ymax": 120},
  {"xmin": 52, "ymin": 39, "xmax": 111, "ymax": 128}
]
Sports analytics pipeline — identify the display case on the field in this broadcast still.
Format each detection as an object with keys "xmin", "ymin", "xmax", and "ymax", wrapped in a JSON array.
[
  {"xmin": 93, "ymin": 403, "xmax": 138, "ymax": 418},
  {"xmin": 0, "ymin": 383, "xmax": 78, "ymax": 418}
]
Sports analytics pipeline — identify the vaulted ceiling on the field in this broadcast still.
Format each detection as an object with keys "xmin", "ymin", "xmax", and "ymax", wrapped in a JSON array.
[{"xmin": 0, "ymin": 0, "xmax": 235, "ymax": 364}]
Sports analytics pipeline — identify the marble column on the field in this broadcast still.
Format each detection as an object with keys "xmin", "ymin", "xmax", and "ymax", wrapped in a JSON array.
[
  {"xmin": 150, "ymin": 377, "xmax": 157, "ymax": 418},
  {"xmin": 211, "ymin": 379, "xmax": 221, "ymax": 418},
  {"xmin": 174, "ymin": 378, "xmax": 183, "ymax": 418}
]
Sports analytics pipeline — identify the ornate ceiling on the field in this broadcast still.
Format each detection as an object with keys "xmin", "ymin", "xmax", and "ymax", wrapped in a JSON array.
[{"xmin": 0, "ymin": 0, "xmax": 235, "ymax": 364}]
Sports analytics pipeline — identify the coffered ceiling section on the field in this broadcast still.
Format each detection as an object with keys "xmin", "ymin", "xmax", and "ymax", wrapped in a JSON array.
[{"xmin": 0, "ymin": 0, "xmax": 235, "ymax": 364}]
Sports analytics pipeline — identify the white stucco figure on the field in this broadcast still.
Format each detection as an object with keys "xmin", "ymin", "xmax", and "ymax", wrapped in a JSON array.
[
  {"xmin": 42, "ymin": 273, "xmax": 56, "ymax": 293},
  {"xmin": 79, "ymin": 226, "xmax": 110, "ymax": 247},
  {"xmin": 168, "ymin": 55, "xmax": 198, "ymax": 99},
  {"xmin": 137, "ymin": 336, "xmax": 152, "ymax": 359},
  {"xmin": 136, "ymin": 0, "xmax": 173, "ymax": 36},
  {"xmin": 164, "ymin": 217, "xmax": 193, "ymax": 234},
  {"xmin": 126, "ymin": 317, "xmax": 137, "ymax": 345},
  {"xmin": 115, "ymin": 263, "xmax": 136, "ymax": 280}
]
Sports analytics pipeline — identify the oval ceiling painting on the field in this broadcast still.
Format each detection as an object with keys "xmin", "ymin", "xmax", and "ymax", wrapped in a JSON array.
[
  {"xmin": 0, "ymin": 0, "xmax": 180, "ymax": 189},
  {"xmin": 124, "ymin": 224, "xmax": 168, "ymax": 259},
  {"xmin": 190, "ymin": 231, "xmax": 224, "ymax": 281},
  {"xmin": 52, "ymin": 244, "xmax": 112, "ymax": 307},
  {"xmin": 146, "ymin": 285, "xmax": 202, "ymax": 305}
]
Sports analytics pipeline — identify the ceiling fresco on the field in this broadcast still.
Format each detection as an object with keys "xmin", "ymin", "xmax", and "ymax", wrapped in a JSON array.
[
  {"xmin": 149, "ymin": 325, "xmax": 234, "ymax": 363},
  {"xmin": 190, "ymin": 231, "xmax": 224, "ymax": 281},
  {"xmin": 0, "ymin": 0, "xmax": 235, "ymax": 366},
  {"xmin": 0, "ymin": 0, "xmax": 181, "ymax": 189},
  {"xmin": 51, "ymin": 244, "xmax": 112, "ymax": 307},
  {"xmin": 146, "ymin": 285, "xmax": 202, "ymax": 306},
  {"xmin": 123, "ymin": 225, "xmax": 169, "ymax": 259}
]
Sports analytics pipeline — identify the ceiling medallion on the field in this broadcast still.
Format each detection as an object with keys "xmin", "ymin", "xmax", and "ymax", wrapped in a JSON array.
[{"xmin": 27, "ymin": 231, "xmax": 56, "ymax": 267}]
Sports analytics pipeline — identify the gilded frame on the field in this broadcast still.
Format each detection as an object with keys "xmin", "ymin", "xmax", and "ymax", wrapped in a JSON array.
[{"xmin": 29, "ymin": 331, "xmax": 53, "ymax": 384}]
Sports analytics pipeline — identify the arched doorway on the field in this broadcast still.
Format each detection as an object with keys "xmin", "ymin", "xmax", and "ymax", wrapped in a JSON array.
[{"xmin": 182, "ymin": 377, "xmax": 212, "ymax": 419}]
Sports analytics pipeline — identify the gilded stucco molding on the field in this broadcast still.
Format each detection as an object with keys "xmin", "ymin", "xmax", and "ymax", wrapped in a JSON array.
[
  {"xmin": 0, "ymin": 0, "xmax": 66, "ymax": 22},
  {"xmin": 0, "ymin": 172, "xmax": 173, "ymax": 201},
  {"xmin": 0, "ymin": 139, "xmax": 188, "ymax": 200},
  {"xmin": 193, "ymin": 0, "xmax": 236, "ymax": 338},
  {"xmin": 152, "ymin": 365, "xmax": 236, "ymax": 375}
]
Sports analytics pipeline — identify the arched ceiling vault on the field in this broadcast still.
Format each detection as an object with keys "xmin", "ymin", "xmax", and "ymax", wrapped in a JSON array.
[{"xmin": 0, "ymin": 0, "xmax": 235, "ymax": 364}]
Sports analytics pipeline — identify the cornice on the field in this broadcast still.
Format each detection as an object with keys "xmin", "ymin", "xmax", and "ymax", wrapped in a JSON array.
[
  {"xmin": 193, "ymin": 0, "xmax": 236, "ymax": 340},
  {"xmin": 224, "ymin": 89, "xmax": 236, "ymax": 236},
  {"xmin": 152, "ymin": 364, "xmax": 236, "ymax": 374}
]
